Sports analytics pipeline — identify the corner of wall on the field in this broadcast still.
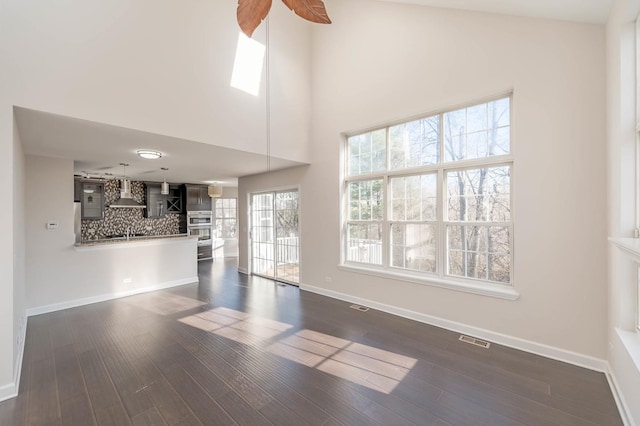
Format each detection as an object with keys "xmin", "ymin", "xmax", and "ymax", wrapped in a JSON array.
[{"xmin": 0, "ymin": 310, "xmax": 26, "ymax": 403}]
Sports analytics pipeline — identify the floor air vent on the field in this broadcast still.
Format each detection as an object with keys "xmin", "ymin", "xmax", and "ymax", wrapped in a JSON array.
[
  {"xmin": 350, "ymin": 304, "xmax": 370, "ymax": 312},
  {"xmin": 459, "ymin": 335, "xmax": 491, "ymax": 349}
]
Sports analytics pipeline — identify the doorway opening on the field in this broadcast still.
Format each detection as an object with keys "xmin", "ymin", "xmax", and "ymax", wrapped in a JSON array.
[{"xmin": 250, "ymin": 190, "xmax": 300, "ymax": 285}]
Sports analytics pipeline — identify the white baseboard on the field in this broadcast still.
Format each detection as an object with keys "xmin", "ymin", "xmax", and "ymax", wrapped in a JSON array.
[
  {"xmin": 26, "ymin": 277, "xmax": 199, "ymax": 317},
  {"xmin": 0, "ymin": 382, "xmax": 17, "ymax": 403},
  {"xmin": 237, "ymin": 267, "xmax": 249, "ymax": 275},
  {"xmin": 300, "ymin": 283, "xmax": 609, "ymax": 372},
  {"xmin": 13, "ymin": 312, "xmax": 27, "ymax": 394},
  {"xmin": 0, "ymin": 312, "xmax": 27, "ymax": 403},
  {"xmin": 605, "ymin": 365, "xmax": 635, "ymax": 426}
]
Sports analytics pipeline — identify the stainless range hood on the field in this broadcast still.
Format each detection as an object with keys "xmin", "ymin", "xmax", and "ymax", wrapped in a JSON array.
[{"xmin": 109, "ymin": 178, "xmax": 146, "ymax": 209}]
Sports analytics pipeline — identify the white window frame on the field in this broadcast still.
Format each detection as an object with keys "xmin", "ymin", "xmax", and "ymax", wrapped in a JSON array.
[
  {"xmin": 340, "ymin": 94, "xmax": 519, "ymax": 300},
  {"xmin": 636, "ymin": 16, "xmax": 640, "ymax": 332},
  {"xmin": 214, "ymin": 198, "xmax": 238, "ymax": 239}
]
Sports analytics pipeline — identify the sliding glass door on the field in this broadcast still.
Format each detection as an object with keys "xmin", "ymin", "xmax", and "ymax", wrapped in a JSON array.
[{"xmin": 251, "ymin": 190, "xmax": 299, "ymax": 284}]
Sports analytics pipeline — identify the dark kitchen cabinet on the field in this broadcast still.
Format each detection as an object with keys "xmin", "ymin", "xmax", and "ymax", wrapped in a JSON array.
[
  {"xmin": 74, "ymin": 178, "xmax": 82, "ymax": 202},
  {"xmin": 145, "ymin": 183, "xmax": 164, "ymax": 217},
  {"xmin": 197, "ymin": 244, "xmax": 213, "ymax": 261},
  {"xmin": 183, "ymin": 185, "xmax": 211, "ymax": 211},
  {"xmin": 145, "ymin": 183, "xmax": 183, "ymax": 218},
  {"xmin": 81, "ymin": 182, "xmax": 104, "ymax": 220}
]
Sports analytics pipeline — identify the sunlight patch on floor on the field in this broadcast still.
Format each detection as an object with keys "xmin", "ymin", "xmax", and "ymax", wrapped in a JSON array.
[
  {"xmin": 126, "ymin": 291, "xmax": 207, "ymax": 315},
  {"xmin": 178, "ymin": 307, "xmax": 416, "ymax": 394},
  {"xmin": 266, "ymin": 329, "xmax": 416, "ymax": 394},
  {"xmin": 177, "ymin": 307, "xmax": 293, "ymax": 342}
]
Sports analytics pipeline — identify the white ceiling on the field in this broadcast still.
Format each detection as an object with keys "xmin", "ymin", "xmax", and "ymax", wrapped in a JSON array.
[
  {"xmin": 378, "ymin": 0, "xmax": 614, "ymax": 23},
  {"xmin": 15, "ymin": 107, "xmax": 305, "ymax": 186}
]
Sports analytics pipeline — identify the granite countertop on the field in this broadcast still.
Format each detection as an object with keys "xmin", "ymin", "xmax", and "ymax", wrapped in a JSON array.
[{"xmin": 75, "ymin": 233, "xmax": 194, "ymax": 247}]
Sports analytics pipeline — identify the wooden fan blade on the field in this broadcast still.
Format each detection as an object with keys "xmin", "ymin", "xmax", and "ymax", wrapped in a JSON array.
[
  {"xmin": 281, "ymin": 0, "xmax": 331, "ymax": 24},
  {"xmin": 237, "ymin": 0, "xmax": 273, "ymax": 38}
]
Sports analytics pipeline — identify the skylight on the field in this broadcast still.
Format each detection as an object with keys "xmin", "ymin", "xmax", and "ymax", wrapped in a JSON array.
[{"xmin": 230, "ymin": 32, "xmax": 265, "ymax": 96}]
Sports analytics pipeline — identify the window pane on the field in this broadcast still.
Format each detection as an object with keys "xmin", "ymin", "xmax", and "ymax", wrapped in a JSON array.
[
  {"xmin": 275, "ymin": 191, "xmax": 299, "ymax": 238},
  {"xmin": 217, "ymin": 219, "xmax": 237, "ymax": 238},
  {"xmin": 390, "ymin": 116, "xmax": 439, "ymax": 169},
  {"xmin": 390, "ymin": 223, "xmax": 436, "ymax": 272},
  {"xmin": 347, "ymin": 223, "xmax": 382, "ymax": 265},
  {"xmin": 348, "ymin": 180, "xmax": 384, "ymax": 221},
  {"xmin": 447, "ymin": 225, "xmax": 510, "ymax": 284},
  {"xmin": 447, "ymin": 166, "xmax": 511, "ymax": 222},
  {"xmin": 444, "ymin": 97, "xmax": 510, "ymax": 162},
  {"xmin": 347, "ymin": 129, "xmax": 387, "ymax": 176},
  {"xmin": 390, "ymin": 174, "xmax": 437, "ymax": 221},
  {"xmin": 216, "ymin": 198, "xmax": 237, "ymax": 237}
]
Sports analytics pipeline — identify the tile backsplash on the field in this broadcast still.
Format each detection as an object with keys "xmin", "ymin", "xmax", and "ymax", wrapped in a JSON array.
[{"xmin": 81, "ymin": 179, "xmax": 185, "ymax": 240}]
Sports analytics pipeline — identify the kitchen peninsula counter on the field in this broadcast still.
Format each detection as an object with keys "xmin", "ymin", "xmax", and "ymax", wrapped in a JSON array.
[
  {"xmin": 74, "ymin": 233, "xmax": 197, "ymax": 251},
  {"xmin": 25, "ymin": 234, "xmax": 201, "ymax": 314}
]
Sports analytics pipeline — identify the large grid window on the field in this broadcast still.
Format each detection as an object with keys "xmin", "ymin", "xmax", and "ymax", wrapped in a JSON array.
[
  {"xmin": 343, "ymin": 96, "xmax": 513, "ymax": 287},
  {"xmin": 215, "ymin": 198, "xmax": 237, "ymax": 239}
]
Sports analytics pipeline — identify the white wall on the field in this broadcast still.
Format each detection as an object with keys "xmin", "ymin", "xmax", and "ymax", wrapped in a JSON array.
[
  {"xmin": 293, "ymin": 0, "xmax": 607, "ymax": 359},
  {"xmin": 12, "ymin": 114, "xmax": 26, "ymax": 394},
  {"xmin": 25, "ymin": 155, "xmax": 198, "ymax": 311},
  {"xmin": 0, "ymin": 108, "xmax": 17, "ymax": 399},
  {"xmin": 606, "ymin": 0, "xmax": 640, "ymax": 423},
  {"xmin": 0, "ymin": 0, "xmax": 311, "ymax": 163}
]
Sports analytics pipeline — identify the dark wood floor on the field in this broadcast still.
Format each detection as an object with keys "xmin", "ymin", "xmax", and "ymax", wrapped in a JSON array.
[{"xmin": 0, "ymin": 259, "xmax": 623, "ymax": 425}]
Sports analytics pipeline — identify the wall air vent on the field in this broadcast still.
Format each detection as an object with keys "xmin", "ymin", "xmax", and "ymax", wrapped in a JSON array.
[
  {"xmin": 459, "ymin": 335, "xmax": 491, "ymax": 349},
  {"xmin": 350, "ymin": 304, "xmax": 370, "ymax": 312}
]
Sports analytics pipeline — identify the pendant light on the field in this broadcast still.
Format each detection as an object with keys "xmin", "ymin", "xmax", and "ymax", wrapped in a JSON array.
[
  {"xmin": 208, "ymin": 185, "xmax": 223, "ymax": 198},
  {"xmin": 161, "ymin": 167, "xmax": 169, "ymax": 195}
]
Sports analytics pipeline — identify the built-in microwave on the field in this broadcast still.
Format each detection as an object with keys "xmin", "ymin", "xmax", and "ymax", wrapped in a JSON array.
[{"xmin": 187, "ymin": 210, "xmax": 213, "ymax": 227}]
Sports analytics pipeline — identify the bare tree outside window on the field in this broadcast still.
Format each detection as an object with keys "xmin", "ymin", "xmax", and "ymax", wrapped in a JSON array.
[
  {"xmin": 344, "ymin": 96, "xmax": 512, "ymax": 286},
  {"xmin": 215, "ymin": 198, "xmax": 237, "ymax": 238}
]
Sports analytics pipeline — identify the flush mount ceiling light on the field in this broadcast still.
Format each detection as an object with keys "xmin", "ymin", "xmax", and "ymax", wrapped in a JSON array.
[
  {"xmin": 136, "ymin": 150, "xmax": 163, "ymax": 160},
  {"xmin": 237, "ymin": 0, "xmax": 331, "ymax": 38}
]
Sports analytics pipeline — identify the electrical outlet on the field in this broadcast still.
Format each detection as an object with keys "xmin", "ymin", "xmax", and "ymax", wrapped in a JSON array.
[
  {"xmin": 123, "ymin": 277, "xmax": 132, "ymax": 284},
  {"xmin": 325, "ymin": 276, "xmax": 333, "ymax": 283}
]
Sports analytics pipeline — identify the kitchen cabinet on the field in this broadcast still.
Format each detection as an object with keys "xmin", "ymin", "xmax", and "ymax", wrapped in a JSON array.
[
  {"xmin": 145, "ymin": 183, "xmax": 165, "ymax": 217},
  {"xmin": 145, "ymin": 183, "xmax": 183, "ymax": 218},
  {"xmin": 74, "ymin": 178, "xmax": 82, "ymax": 202},
  {"xmin": 81, "ymin": 182, "xmax": 104, "ymax": 220},
  {"xmin": 183, "ymin": 185, "xmax": 211, "ymax": 211}
]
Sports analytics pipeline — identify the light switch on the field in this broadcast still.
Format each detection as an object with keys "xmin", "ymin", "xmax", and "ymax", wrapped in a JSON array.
[{"xmin": 46, "ymin": 221, "xmax": 59, "ymax": 230}]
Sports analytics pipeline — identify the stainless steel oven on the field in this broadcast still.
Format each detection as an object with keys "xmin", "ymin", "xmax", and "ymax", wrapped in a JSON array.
[
  {"xmin": 188, "ymin": 226, "xmax": 212, "ymax": 244},
  {"xmin": 187, "ymin": 211, "xmax": 213, "ymax": 261}
]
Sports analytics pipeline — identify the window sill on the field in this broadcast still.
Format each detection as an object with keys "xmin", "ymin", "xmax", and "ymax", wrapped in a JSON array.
[
  {"xmin": 616, "ymin": 328, "xmax": 640, "ymax": 374},
  {"xmin": 609, "ymin": 237, "xmax": 640, "ymax": 263},
  {"xmin": 338, "ymin": 264, "xmax": 520, "ymax": 300}
]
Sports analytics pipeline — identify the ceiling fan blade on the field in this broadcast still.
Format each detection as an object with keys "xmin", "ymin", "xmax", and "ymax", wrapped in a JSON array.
[
  {"xmin": 281, "ymin": 0, "xmax": 331, "ymax": 24},
  {"xmin": 238, "ymin": 0, "xmax": 273, "ymax": 38}
]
